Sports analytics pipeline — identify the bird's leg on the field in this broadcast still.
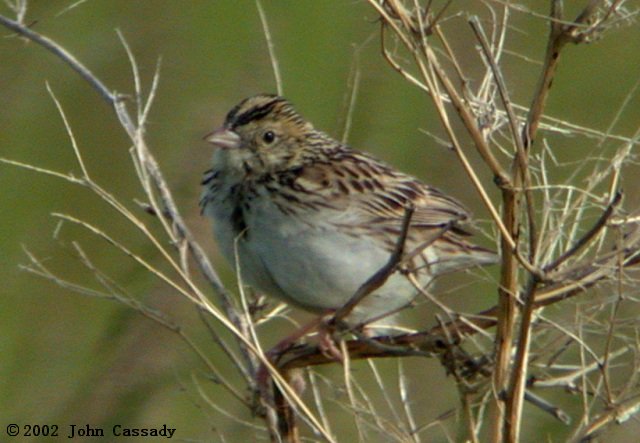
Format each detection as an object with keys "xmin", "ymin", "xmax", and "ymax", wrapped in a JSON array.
[
  {"xmin": 256, "ymin": 313, "xmax": 335, "ymax": 402},
  {"xmin": 316, "ymin": 317, "xmax": 346, "ymax": 362}
]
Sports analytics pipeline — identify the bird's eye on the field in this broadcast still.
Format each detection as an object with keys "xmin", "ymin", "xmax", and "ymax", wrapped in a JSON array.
[{"xmin": 263, "ymin": 131, "xmax": 276, "ymax": 144}]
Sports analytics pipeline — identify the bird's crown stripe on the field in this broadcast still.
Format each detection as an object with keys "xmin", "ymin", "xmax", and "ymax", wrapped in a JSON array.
[{"xmin": 228, "ymin": 97, "xmax": 284, "ymax": 128}]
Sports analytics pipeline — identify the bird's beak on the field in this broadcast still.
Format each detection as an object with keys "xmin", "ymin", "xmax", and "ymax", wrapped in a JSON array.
[{"xmin": 204, "ymin": 127, "xmax": 241, "ymax": 149}]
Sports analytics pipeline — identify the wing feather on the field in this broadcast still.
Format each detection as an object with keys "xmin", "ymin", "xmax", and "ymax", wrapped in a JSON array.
[{"xmin": 291, "ymin": 146, "xmax": 472, "ymax": 232}]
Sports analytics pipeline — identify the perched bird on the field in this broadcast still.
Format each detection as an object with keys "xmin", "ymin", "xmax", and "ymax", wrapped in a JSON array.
[{"xmin": 201, "ymin": 94, "xmax": 496, "ymax": 330}]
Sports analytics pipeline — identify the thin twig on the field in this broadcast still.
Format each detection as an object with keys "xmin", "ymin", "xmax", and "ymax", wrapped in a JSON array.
[
  {"xmin": 332, "ymin": 204, "xmax": 415, "ymax": 324},
  {"xmin": 0, "ymin": 14, "xmax": 337, "ymax": 441},
  {"xmin": 544, "ymin": 191, "xmax": 623, "ymax": 273},
  {"xmin": 255, "ymin": 0, "xmax": 282, "ymax": 95}
]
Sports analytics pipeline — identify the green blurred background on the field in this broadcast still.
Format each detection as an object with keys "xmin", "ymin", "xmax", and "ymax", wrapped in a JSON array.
[{"xmin": 1, "ymin": 1, "xmax": 639, "ymax": 441}]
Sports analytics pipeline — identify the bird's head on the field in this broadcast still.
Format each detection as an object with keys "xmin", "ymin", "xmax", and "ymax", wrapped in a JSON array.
[{"xmin": 205, "ymin": 94, "xmax": 316, "ymax": 175}]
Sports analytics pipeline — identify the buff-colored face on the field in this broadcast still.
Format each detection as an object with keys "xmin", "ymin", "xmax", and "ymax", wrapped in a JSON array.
[{"xmin": 205, "ymin": 95, "xmax": 314, "ymax": 174}]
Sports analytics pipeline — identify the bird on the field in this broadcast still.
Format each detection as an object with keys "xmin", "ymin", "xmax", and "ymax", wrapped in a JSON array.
[{"xmin": 200, "ymin": 94, "xmax": 497, "ymax": 332}]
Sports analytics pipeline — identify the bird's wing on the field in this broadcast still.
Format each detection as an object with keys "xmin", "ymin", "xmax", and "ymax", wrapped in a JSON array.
[
  {"xmin": 290, "ymin": 147, "xmax": 472, "ymax": 231},
  {"xmin": 283, "ymin": 146, "xmax": 497, "ymax": 272}
]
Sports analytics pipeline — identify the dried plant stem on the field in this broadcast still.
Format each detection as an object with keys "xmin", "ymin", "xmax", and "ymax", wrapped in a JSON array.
[
  {"xmin": 0, "ymin": 15, "xmax": 238, "ymax": 323},
  {"xmin": 502, "ymin": 2, "xmax": 625, "ymax": 440},
  {"xmin": 255, "ymin": 0, "xmax": 282, "ymax": 95},
  {"xmin": 0, "ymin": 13, "xmax": 335, "ymax": 442},
  {"xmin": 332, "ymin": 205, "xmax": 414, "ymax": 324}
]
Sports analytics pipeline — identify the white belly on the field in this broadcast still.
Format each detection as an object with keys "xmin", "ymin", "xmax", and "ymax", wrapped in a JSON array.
[{"xmin": 206, "ymin": 196, "xmax": 430, "ymax": 325}]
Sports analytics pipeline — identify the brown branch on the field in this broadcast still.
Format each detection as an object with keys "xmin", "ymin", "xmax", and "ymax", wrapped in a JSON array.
[
  {"xmin": 273, "ymin": 380, "xmax": 301, "ymax": 443},
  {"xmin": 522, "ymin": 0, "xmax": 565, "ymax": 148},
  {"xmin": 271, "ymin": 221, "xmax": 640, "ymax": 439},
  {"xmin": 469, "ymin": 16, "xmax": 538, "ymax": 263},
  {"xmin": 523, "ymin": 0, "xmax": 618, "ymax": 148},
  {"xmin": 278, "ymin": 223, "xmax": 640, "ymax": 370},
  {"xmin": 495, "ymin": 2, "xmax": 625, "ymax": 439},
  {"xmin": 571, "ymin": 396, "xmax": 640, "ymax": 443},
  {"xmin": 504, "ymin": 276, "xmax": 539, "ymax": 442},
  {"xmin": 467, "ymin": 18, "xmax": 541, "ymax": 439},
  {"xmin": 491, "ymin": 184, "xmax": 520, "ymax": 443}
]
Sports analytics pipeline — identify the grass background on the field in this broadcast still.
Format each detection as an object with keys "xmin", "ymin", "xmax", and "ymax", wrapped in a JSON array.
[{"xmin": 1, "ymin": 1, "xmax": 639, "ymax": 441}]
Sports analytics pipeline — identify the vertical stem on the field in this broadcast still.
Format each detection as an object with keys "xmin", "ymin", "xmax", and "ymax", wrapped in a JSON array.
[
  {"xmin": 490, "ymin": 185, "xmax": 520, "ymax": 443},
  {"xmin": 273, "ymin": 379, "xmax": 301, "ymax": 443},
  {"xmin": 504, "ymin": 278, "xmax": 539, "ymax": 442}
]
